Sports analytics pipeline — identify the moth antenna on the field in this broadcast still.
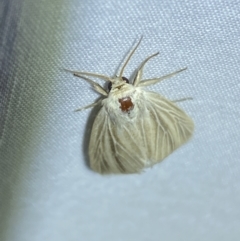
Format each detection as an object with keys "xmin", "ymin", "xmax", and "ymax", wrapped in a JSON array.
[{"xmin": 119, "ymin": 36, "xmax": 143, "ymax": 78}]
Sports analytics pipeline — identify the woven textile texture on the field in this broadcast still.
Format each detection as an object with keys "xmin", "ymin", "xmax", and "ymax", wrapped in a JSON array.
[{"xmin": 0, "ymin": 0, "xmax": 240, "ymax": 241}]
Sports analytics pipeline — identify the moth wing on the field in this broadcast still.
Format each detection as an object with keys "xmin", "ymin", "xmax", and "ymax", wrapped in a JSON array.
[
  {"xmin": 88, "ymin": 91, "xmax": 194, "ymax": 174},
  {"xmin": 142, "ymin": 91, "xmax": 194, "ymax": 164},
  {"xmin": 88, "ymin": 107, "xmax": 147, "ymax": 174}
]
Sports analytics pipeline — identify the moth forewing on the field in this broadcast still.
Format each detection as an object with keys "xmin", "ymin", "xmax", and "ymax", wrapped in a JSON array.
[
  {"xmin": 69, "ymin": 38, "xmax": 194, "ymax": 174},
  {"xmin": 89, "ymin": 105, "xmax": 148, "ymax": 174},
  {"xmin": 89, "ymin": 89, "xmax": 194, "ymax": 174},
  {"xmin": 144, "ymin": 92, "xmax": 194, "ymax": 160}
]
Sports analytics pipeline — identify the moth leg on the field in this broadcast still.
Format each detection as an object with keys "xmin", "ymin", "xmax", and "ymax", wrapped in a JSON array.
[
  {"xmin": 138, "ymin": 67, "xmax": 187, "ymax": 87},
  {"xmin": 172, "ymin": 97, "xmax": 193, "ymax": 103},
  {"xmin": 75, "ymin": 74, "xmax": 108, "ymax": 96},
  {"xmin": 133, "ymin": 52, "xmax": 159, "ymax": 86},
  {"xmin": 74, "ymin": 99, "xmax": 102, "ymax": 112},
  {"xmin": 65, "ymin": 69, "xmax": 108, "ymax": 96},
  {"xmin": 64, "ymin": 68, "xmax": 111, "ymax": 82}
]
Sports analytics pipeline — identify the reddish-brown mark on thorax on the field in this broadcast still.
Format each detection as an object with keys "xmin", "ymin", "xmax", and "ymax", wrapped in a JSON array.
[{"xmin": 118, "ymin": 96, "xmax": 134, "ymax": 112}]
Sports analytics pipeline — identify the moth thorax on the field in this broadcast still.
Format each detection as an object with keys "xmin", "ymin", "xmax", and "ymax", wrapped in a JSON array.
[{"xmin": 118, "ymin": 96, "xmax": 134, "ymax": 112}]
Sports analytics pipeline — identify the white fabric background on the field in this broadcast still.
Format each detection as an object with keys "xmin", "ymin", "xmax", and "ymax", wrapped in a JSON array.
[{"xmin": 1, "ymin": 0, "xmax": 240, "ymax": 240}]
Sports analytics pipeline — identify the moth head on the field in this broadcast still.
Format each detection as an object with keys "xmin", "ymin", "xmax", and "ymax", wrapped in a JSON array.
[{"xmin": 107, "ymin": 76, "xmax": 130, "ymax": 93}]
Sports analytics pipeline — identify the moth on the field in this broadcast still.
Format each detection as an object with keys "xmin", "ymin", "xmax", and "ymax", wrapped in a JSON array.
[{"xmin": 66, "ymin": 38, "xmax": 194, "ymax": 174}]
